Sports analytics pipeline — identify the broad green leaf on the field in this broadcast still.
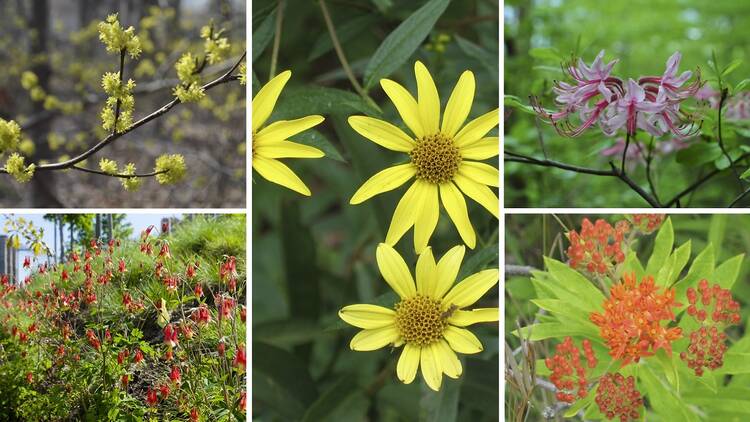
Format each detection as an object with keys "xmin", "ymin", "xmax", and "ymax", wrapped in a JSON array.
[
  {"xmin": 656, "ymin": 252, "xmax": 676, "ymax": 287},
  {"xmin": 455, "ymin": 35, "xmax": 499, "ymax": 83},
  {"xmin": 668, "ymin": 241, "xmax": 692, "ymax": 286},
  {"xmin": 708, "ymin": 214, "xmax": 728, "ymax": 260},
  {"xmin": 529, "ymin": 47, "xmax": 562, "ymax": 62},
  {"xmin": 714, "ymin": 254, "xmax": 744, "ymax": 290},
  {"xmin": 639, "ymin": 362, "xmax": 699, "ymax": 422},
  {"xmin": 253, "ymin": 341, "xmax": 319, "ymax": 420},
  {"xmin": 564, "ymin": 389, "xmax": 594, "ymax": 418},
  {"xmin": 735, "ymin": 79, "xmax": 750, "ymax": 93},
  {"xmin": 457, "ymin": 245, "xmax": 499, "ymax": 280},
  {"xmin": 252, "ymin": 8, "xmax": 277, "ymax": 61},
  {"xmin": 544, "ymin": 257, "xmax": 606, "ymax": 312},
  {"xmin": 301, "ymin": 376, "xmax": 359, "ymax": 422},
  {"xmin": 531, "ymin": 273, "xmax": 599, "ymax": 314},
  {"xmin": 419, "ymin": 362, "xmax": 463, "ymax": 422},
  {"xmin": 646, "ymin": 217, "xmax": 674, "ymax": 277},
  {"xmin": 722, "ymin": 58, "xmax": 743, "ymax": 77},
  {"xmin": 714, "ymin": 352, "xmax": 750, "ymax": 375},
  {"xmin": 742, "ymin": 167, "xmax": 750, "ymax": 179},
  {"xmin": 676, "ymin": 142, "xmax": 722, "ymax": 167},
  {"xmin": 655, "ymin": 349, "xmax": 679, "ymax": 392},
  {"xmin": 530, "ymin": 299, "xmax": 593, "ymax": 327},
  {"xmin": 504, "ymin": 95, "xmax": 536, "ymax": 115},
  {"xmin": 620, "ymin": 249, "xmax": 645, "ymax": 280},
  {"xmin": 674, "ymin": 243, "xmax": 715, "ymax": 304},
  {"xmin": 363, "ymin": 0, "xmax": 451, "ymax": 90},
  {"xmin": 274, "ymin": 86, "xmax": 381, "ymax": 119},
  {"xmin": 677, "ymin": 355, "xmax": 716, "ymax": 393},
  {"xmin": 513, "ymin": 322, "xmax": 595, "ymax": 341},
  {"xmin": 254, "ymin": 319, "xmax": 322, "ymax": 347},
  {"xmin": 292, "ymin": 129, "xmax": 346, "ymax": 163}
]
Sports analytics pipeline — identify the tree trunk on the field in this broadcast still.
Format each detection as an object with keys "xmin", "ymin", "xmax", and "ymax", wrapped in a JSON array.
[{"xmin": 29, "ymin": 0, "xmax": 62, "ymax": 207}]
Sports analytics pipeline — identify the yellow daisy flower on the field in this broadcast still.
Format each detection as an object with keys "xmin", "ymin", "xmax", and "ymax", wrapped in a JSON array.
[
  {"xmin": 348, "ymin": 61, "xmax": 499, "ymax": 252},
  {"xmin": 252, "ymin": 70, "xmax": 325, "ymax": 196},
  {"xmin": 339, "ymin": 243, "xmax": 498, "ymax": 391}
]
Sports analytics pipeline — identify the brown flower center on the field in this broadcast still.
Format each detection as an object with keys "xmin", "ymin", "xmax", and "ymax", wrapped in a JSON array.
[
  {"xmin": 394, "ymin": 295, "xmax": 447, "ymax": 346},
  {"xmin": 409, "ymin": 133, "xmax": 461, "ymax": 184}
]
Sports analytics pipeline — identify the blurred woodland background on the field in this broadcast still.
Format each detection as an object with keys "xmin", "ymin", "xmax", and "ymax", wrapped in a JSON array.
[{"xmin": 0, "ymin": 0, "xmax": 245, "ymax": 207}]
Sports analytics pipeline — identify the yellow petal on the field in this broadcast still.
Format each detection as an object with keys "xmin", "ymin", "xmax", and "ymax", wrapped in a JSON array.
[
  {"xmin": 252, "ymin": 156, "xmax": 311, "ymax": 196},
  {"xmin": 459, "ymin": 162, "xmax": 499, "ymax": 187},
  {"xmin": 339, "ymin": 304, "xmax": 396, "ymax": 329},
  {"xmin": 255, "ymin": 140, "xmax": 324, "ymax": 159},
  {"xmin": 381, "ymin": 79, "xmax": 424, "ymax": 138},
  {"xmin": 350, "ymin": 164, "xmax": 415, "ymax": 205},
  {"xmin": 442, "ymin": 269, "xmax": 499, "ymax": 308},
  {"xmin": 433, "ymin": 245, "xmax": 465, "ymax": 300},
  {"xmin": 443, "ymin": 326, "xmax": 483, "ymax": 354},
  {"xmin": 413, "ymin": 183, "xmax": 439, "ymax": 254},
  {"xmin": 251, "ymin": 70, "xmax": 290, "ymax": 132},
  {"xmin": 453, "ymin": 173, "xmax": 499, "ymax": 218},
  {"xmin": 414, "ymin": 61, "xmax": 440, "ymax": 135},
  {"xmin": 255, "ymin": 115, "xmax": 324, "ymax": 144},
  {"xmin": 420, "ymin": 342, "xmax": 443, "ymax": 391},
  {"xmin": 348, "ymin": 116, "xmax": 415, "ymax": 152},
  {"xmin": 376, "ymin": 243, "xmax": 416, "ymax": 299},
  {"xmin": 441, "ymin": 70, "xmax": 475, "ymax": 137},
  {"xmin": 350, "ymin": 325, "xmax": 400, "ymax": 351},
  {"xmin": 460, "ymin": 137, "xmax": 499, "ymax": 160},
  {"xmin": 436, "ymin": 339, "xmax": 462, "ymax": 378},
  {"xmin": 416, "ymin": 247, "xmax": 436, "ymax": 297},
  {"xmin": 396, "ymin": 343, "xmax": 421, "ymax": 384},
  {"xmin": 385, "ymin": 180, "xmax": 425, "ymax": 247},
  {"xmin": 453, "ymin": 109, "xmax": 499, "ymax": 147},
  {"xmin": 448, "ymin": 308, "xmax": 499, "ymax": 327},
  {"xmin": 439, "ymin": 183, "xmax": 476, "ymax": 249}
]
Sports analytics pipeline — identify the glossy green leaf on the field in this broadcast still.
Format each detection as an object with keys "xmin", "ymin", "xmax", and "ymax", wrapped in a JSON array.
[
  {"xmin": 646, "ymin": 217, "xmax": 674, "ymax": 277},
  {"xmin": 252, "ymin": 8, "xmax": 277, "ymax": 61},
  {"xmin": 455, "ymin": 35, "xmax": 499, "ymax": 82}
]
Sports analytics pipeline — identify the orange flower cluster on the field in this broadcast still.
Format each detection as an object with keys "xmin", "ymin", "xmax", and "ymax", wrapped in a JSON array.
[
  {"xmin": 567, "ymin": 218, "xmax": 629, "ymax": 275},
  {"xmin": 595, "ymin": 373, "xmax": 643, "ymax": 422},
  {"xmin": 545, "ymin": 337, "xmax": 597, "ymax": 403},
  {"xmin": 590, "ymin": 273, "xmax": 682, "ymax": 365},
  {"xmin": 630, "ymin": 214, "xmax": 665, "ymax": 234},
  {"xmin": 681, "ymin": 280, "xmax": 740, "ymax": 376}
]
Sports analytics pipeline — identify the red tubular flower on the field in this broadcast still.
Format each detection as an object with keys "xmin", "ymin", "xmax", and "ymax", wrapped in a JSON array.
[
  {"xmin": 186, "ymin": 263, "xmax": 196, "ymax": 279},
  {"xmin": 159, "ymin": 243, "xmax": 171, "ymax": 259},
  {"xmin": 630, "ymin": 214, "xmax": 665, "ymax": 234},
  {"xmin": 164, "ymin": 323, "xmax": 178, "ymax": 347},
  {"xmin": 567, "ymin": 218, "xmax": 629, "ymax": 275},
  {"xmin": 590, "ymin": 273, "xmax": 682, "ymax": 365},
  {"xmin": 159, "ymin": 383, "xmax": 170, "ymax": 398},
  {"xmin": 61, "ymin": 270, "xmax": 69, "ymax": 281},
  {"xmin": 190, "ymin": 304, "xmax": 211, "ymax": 326},
  {"xmin": 26, "ymin": 372, "xmax": 33, "ymax": 384},
  {"xmin": 86, "ymin": 329, "xmax": 100, "ymax": 350},
  {"xmin": 121, "ymin": 374, "xmax": 129, "ymax": 388},
  {"xmin": 169, "ymin": 365, "xmax": 181, "ymax": 384},
  {"xmin": 233, "ymin": 345, "xmax": 246, "ymax": 371},
  {"xmin": 134, "ymin": 348, "xmax": 144, "ymax": 364},
  {"xmin": 118, "ymin": 259, "xmax": 127, "ymax": 273},
  {"xmin": 545, "ymin": 337, "xmax": 597, "ymax": 403},
  {"xmin": 240, "ymin": 305, "xmax": 246, "ymax": 322},
  {"xmin": 217, "ymin": 341, "xmax": 225, "ymax": 357},
  {"xmin": 23, "ymin": 256, "xmax": 30, "ymax": 268},
  {"xmin": 190, "ymin": 408, "xmax": 199, "ymax": 422},
  {"xmin": 239, "ymin": 391, "xmax": 246, "ymax": 411},
  {"xmin": 681, "ymin": 280, "xmax": 740, "ymax": 375},
  {"xmin": 146, "ymin": 388, "xmax": 158, "ymax": 406},
  {"xmin": 217, "ymin": 296, "xmax": 235, "ymax": 319},
  {"xmin": 595, "ymin": 373, "xmax": 643, "ymax": 421}
]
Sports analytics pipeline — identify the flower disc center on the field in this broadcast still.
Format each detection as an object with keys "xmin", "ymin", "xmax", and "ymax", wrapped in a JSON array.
[
  {"xmin": 409, "ymin": 133, "xmax": 461, "ymax": 184},
  {"xmin": 394, "ymin": 295, "xmax": 447, "ymax": 346}
]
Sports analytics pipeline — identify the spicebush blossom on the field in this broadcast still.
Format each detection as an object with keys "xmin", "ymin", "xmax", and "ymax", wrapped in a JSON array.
[
  {"xmin": 532, "ymin": 51, "xmax": 701, "ymax": 139},
  {"xmin": 154, "ymin": 154, "xmax": 187, "ymax": 184}
]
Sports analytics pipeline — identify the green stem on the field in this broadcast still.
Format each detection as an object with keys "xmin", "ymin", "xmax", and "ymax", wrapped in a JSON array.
[{"xmin": 269, "ymin": 0, "xmax": 285, "ymax": 81}]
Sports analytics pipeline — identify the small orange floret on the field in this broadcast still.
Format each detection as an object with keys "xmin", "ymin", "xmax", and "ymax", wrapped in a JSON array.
[{"xmin": 590, "ymin": 273, "xmax": 681, "ymax": 366}]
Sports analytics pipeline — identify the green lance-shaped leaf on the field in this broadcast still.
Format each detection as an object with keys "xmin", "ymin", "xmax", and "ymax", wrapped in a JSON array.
[
  {"xmin": 646, "ymin": 217, "xmax": 674, "ymax": 277},
  {"xmin": 363, "ymin": 0, "xmax": 451, "ymax": 90},
  {"xmin": 252, "ymin": 8, "xmax": 277, "ymax": 61}
]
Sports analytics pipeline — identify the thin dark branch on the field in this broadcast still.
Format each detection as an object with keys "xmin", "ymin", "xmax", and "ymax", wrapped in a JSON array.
[
  {"xmin": 717, "ymin": 88, "xmax": 744, "ymax": 192},
  {"xmin": 71, "ymin": 165, "xmax": 168, "ymax": 178},
  {"xmin": 1, "ymin": 52, "xmax": 245, "ymax": 175},
  {"xmin": 504, "ymin": 150, "xmax": 662, "ymax": 207},
  {"xmin": 621, "ymin": 131, "xmax": 631, "ymax": 174},
  {"xmin": 729, "ymin": 186, "xmax": 750, "ymax": 208},
  {"xmin": 663, "ymin": 152, "xmax": 750, "ymax": 207},
  {"xmin": 111, "ymin": 49, "xmax": 127, "ymax": 135}
]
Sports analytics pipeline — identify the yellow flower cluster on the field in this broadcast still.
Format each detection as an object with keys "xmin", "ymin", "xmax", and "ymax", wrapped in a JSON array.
[
  {"xmin": 5, "ymin": 153, "xmax": 35, "ymax": 183},
  {"xmin": 100, "ymin": 72, "xmax": 136, "ymax": 133},
  {"xmin": 0, "ymin": 118, "xmax": 22, "ymax": 152},
  {"xmin": 154, "ymin": 154, "xmax": 187, "ymax": 185},
  {"xmin": 98, "ymin": 14, "xmax": 142, "ymax": 58}
]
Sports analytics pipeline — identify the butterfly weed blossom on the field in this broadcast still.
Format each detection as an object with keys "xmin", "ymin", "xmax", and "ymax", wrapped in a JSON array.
[
  {"xmin": 532, "ymin": 51, "xmax": 701, "ymax": 139},
  {"xmin": 595, "ymin": 373, "xmax": 643, "ymax": 422},
  {"xmin": 251, "ymin": 70, "xmax": 325, "ymax": 196},
  {"xmin": 545, "ymin": 337, "xmax": 597, "ymax": 403},
  {"xmin": 566, "ymin": 218, "xmax": 629, "ymax": 276},
  {"xmin": 590, "ymin": 273, "xmax": 681, "ymax": 366},
  {"xmin": 338, "ymin": 243, "xmax": 498, "ymax": 391},
  {"xmin": 681, "ymin": 279, "xmax": 740, "ymax": 376},
  {"xmin": 348, "ymin": 61, "xmax": 499, "ymax": 253}
]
